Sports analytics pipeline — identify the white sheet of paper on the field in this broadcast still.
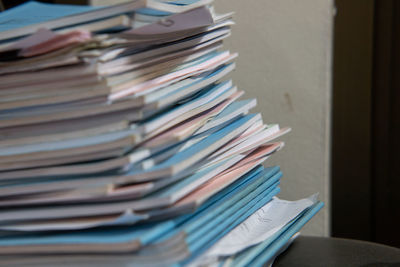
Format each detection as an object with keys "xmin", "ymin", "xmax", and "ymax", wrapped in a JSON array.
[{"xmin": 203, "ymin": 194, "xmax": 318, "ymax": 257}]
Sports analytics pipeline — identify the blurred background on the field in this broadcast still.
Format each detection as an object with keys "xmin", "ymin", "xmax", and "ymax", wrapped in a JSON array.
[{"xmin": 1, "ymin": 0, "xmax": 399, "ymax": 248}]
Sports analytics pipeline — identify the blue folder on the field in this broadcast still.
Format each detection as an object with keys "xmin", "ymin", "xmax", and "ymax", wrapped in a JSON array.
[
  {"xmin": 0, "ymin": 166, "xmax": 280, "ymax": 250},
  {"xmin": 0, "ymin": 1, "xmax": 100, "ymax": 33},
  {"xmin": 222, "ymin": 201, "xmax": 325, "ymax": 267}
]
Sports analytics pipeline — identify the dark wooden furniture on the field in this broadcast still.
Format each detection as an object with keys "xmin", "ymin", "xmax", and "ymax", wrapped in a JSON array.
[{"xmin": 332, "ymin": 0, "xmax": 400, "ymax": 247}]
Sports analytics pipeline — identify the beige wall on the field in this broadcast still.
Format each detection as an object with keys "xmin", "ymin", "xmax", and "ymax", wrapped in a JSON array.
[{"xmin": 214, "ymin": 0, "xmax": 334, "ymax": 236}]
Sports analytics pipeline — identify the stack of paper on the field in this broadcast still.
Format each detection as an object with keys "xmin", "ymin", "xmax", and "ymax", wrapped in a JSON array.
[{"xmin": 0, "ymin": 1, "xmax": 323, "ymax": 266}]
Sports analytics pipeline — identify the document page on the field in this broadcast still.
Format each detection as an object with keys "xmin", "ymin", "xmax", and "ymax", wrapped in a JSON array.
[{"xmin": 204, "ymin": 194, "xmax": 318, "ymax": 257}]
